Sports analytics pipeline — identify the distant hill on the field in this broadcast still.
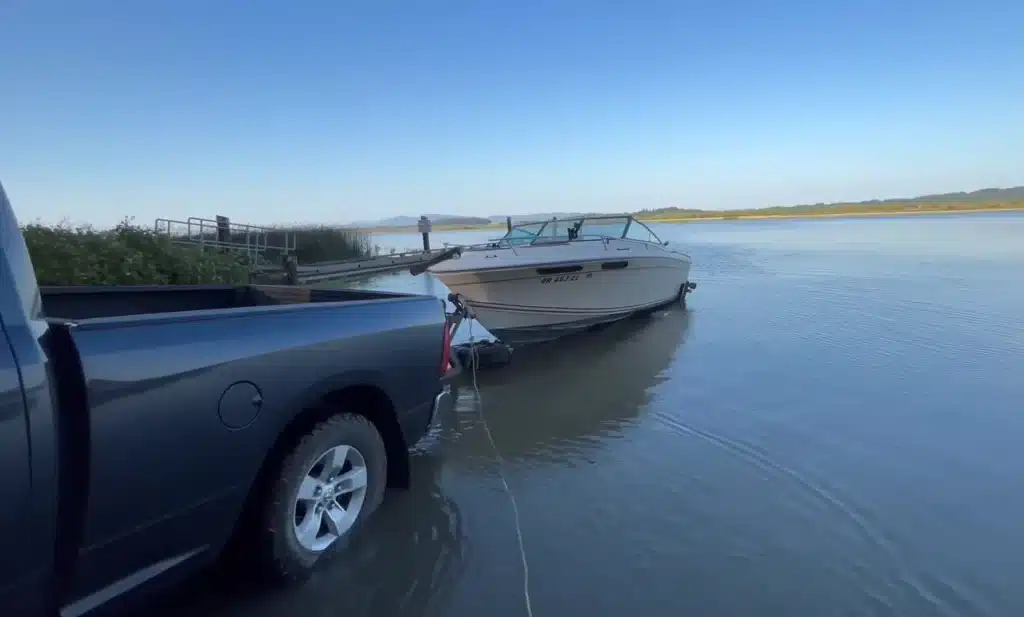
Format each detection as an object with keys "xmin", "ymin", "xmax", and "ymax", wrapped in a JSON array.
[
  {"xmin": 853, "ymin": 186, "xmax": 1024, "ymax": 205},
  {"xmin": 640, "ymin": 186, "xmax": 1024, "ymax": 217},
  {"xmin": 352, "ymin": 214, "xmax": 491, "ymax": 228},
  {"xmin": 353, "ymin": 213, "xmax": 588, "ymax": 228},
  {"xmin": 487, "ymin": 213, "xmax": 591, "ymax": 225},
  {"xmin": 434, "ymin": 216, "xmax": 492, "ymax": 226},
  {"xmin": 352, "ymin": 187, "xmax": 1024, "ymax": 228}
]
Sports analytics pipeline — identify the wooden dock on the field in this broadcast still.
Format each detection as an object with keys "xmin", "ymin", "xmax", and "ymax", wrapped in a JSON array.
[
  {"xmin": 155, "ymin": 214, "xmax": 460, "ymax": 286},
  {"xmin": 268, "ymin": 249, "xmax": 449, "ymax": 285}
]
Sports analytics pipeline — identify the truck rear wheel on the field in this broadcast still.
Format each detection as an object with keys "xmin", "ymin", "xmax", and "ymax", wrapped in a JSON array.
[{"xmin": 255, "ymin": 413, "xmax": 387, "ymax": 582}]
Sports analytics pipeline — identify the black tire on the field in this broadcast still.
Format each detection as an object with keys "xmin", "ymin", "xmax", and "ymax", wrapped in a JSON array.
[{"xmin": 254, "ymin": 413, "xmax": 387, "ymax": 583}]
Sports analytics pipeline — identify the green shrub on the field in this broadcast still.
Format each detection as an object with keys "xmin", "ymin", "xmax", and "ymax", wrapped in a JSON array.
[{"xmin": 23, "ymin": 219, "xmax": 252, "ymax": 286}]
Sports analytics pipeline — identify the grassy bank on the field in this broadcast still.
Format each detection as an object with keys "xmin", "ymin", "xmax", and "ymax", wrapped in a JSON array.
[
  {"xmin": 637, "ymin": 199, "xmax": 1024, "ymax": 223},
  {"xmin": 356, "ymin": 200, "xmax": 1024, "ymax": 233},
  {"xmin": 262, "ymin": 224, "xmax": 372, "ymax": 264},
  {"xmin": 24, "ymin": 220, "xmax": 372, "ymax": 286}
]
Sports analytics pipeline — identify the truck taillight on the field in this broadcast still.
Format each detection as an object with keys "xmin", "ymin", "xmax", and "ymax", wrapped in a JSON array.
[{"xmin": 440, "ymin": 316, "xmax": 454, "ymax": 376}]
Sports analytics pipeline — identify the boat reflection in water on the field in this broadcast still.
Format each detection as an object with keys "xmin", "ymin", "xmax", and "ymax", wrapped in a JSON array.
[{"xmin": 447, "ymin": 307, "xmax": 692, "ymax": 464}]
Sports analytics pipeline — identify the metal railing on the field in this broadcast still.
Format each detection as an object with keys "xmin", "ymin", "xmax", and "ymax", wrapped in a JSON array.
[{"xmin": 154, "ymin": 217, "xmax": 296, "ymax": 264}]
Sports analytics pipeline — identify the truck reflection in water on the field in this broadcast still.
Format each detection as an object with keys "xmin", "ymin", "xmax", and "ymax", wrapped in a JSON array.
[
  {"xmin": 157, "ymin": 448, "xmax": 465, "ymax": 617},
  {"xmin": 157, "ymin": 307, "xmax": 692, "ymax": 617}
]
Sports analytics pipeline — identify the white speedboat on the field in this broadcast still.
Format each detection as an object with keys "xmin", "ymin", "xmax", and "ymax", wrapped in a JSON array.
[{"xmin": 428, "ymin": 215, "xmax": 695, "ymax": 343}]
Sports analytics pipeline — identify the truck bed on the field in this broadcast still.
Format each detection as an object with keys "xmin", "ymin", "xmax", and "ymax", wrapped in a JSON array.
[
  {"xmin": 33, "ymin": 283, "xmax": 449, "ymax": 604},
  {"xmin": 40, "ymin": 284, "xmax": 422, "ymax": 321}
]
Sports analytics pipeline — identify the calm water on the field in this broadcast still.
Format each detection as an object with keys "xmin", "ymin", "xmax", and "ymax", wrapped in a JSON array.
[{"xmin": 167, "ymin": 213, "xmax": 1024, "ymax": 617}]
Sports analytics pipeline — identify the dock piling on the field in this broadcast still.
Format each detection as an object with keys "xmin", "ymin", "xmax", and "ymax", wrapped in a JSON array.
[
  {"xmin": 283, "ymin": 255, "xmax": 299, "ymax": 285},
  {"xmin": 418, "ymin": 215, "xmax": 432, "ymax": 252},
  {"xmin": 215, "ymin": 215, "xmax": 230, "ymax": 244}
]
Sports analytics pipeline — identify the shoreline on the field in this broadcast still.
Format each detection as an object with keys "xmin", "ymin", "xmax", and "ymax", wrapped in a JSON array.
[
  {"xmin": 356, "ymin": 205, "xmax": 1024, "ymax": 234},
  {"xmin": 641, "ymin": 206, "xmax": 1024, "ymax": 224}
]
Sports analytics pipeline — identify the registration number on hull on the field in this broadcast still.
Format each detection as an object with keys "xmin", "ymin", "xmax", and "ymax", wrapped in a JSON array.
[{"xmin": 540, "ymin": 273, "xmax": 593, "ymax": 284}]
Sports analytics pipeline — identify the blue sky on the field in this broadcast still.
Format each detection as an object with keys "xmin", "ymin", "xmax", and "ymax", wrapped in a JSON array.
[{"xmin": 2, "ymin": 0, "xmax": 1022, "ymax": 226}]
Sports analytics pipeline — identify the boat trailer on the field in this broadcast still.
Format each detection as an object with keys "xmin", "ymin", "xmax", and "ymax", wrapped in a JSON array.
[
  {"xmin": 680, "ymin": 281, "xmax": 697, "ymax": 308},
  {"xmin": 442, "ymin": 293, "xmax": 514, "ymax": 373}
]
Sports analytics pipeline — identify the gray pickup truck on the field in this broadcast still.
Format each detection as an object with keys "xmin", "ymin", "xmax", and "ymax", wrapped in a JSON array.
[{"xmin": 0, "ymin": 182, "xmax": 456, "ymax": 616}]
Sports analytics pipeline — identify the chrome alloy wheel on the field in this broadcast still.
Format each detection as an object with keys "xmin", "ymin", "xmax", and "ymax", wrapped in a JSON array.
[{"xmin": 292, "ymin": 445, "xmax": 369, "ymax": 552}]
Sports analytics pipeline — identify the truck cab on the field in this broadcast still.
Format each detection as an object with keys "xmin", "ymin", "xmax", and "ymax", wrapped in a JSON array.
[{"xmin": 0, "ymin": 182, "xmax": 61, "ymax": 616}]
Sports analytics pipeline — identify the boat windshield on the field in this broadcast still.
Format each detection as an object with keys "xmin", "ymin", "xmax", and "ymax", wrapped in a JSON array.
[
  {"xmin": 497, "ymin": 215, "xmax": 661, "ymax": 246},
  {"xmin": 577, "ymin": 216, "xmax": 630, "ymax": 240},
  {"xmin": 500, "ymin": 221, "xmax": 546, "ymax": 246},
  {"xmin": 624, "ymin": 219, "xmax": 662, "ymax": 244}
]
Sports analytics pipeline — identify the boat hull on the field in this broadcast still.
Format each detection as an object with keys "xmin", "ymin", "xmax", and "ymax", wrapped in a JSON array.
[{"xmin": 434, "ymin": 252, "xmax": 691, "ymax": 343}]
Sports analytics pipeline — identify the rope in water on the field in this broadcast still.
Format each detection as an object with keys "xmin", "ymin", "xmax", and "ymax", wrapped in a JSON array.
[{"xmin": 467, "ymin": 319, "xmax": 534, "ymax": 617}]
